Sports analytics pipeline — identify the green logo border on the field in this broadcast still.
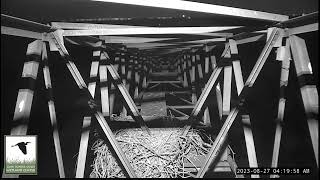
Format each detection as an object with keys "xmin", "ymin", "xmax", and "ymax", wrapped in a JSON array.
[{"xmin": 4, "ymin": 135, "xmax": 38, "ymax": 175}]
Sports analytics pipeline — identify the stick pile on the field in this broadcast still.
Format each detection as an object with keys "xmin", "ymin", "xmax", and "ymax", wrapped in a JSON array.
[{"xmin": 90, "ymin": 128, "xmax": 214, "ymax": 178}]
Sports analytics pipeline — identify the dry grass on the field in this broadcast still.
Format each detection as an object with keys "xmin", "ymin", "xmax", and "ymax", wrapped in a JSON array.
[{"xmin": 90, "ymin": 128, "xmax": 214, "ymax": 178}]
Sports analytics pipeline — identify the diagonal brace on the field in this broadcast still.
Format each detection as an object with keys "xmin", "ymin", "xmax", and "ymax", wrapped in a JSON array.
[{"xmin": 48, "ymin": 31, "xmax": 138, "ymax": 178}]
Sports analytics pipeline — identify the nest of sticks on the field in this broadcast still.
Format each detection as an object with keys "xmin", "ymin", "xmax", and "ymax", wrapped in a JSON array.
[{"xmin": 90, "ymin": 128, "xmax": 215, "ymax": 178}]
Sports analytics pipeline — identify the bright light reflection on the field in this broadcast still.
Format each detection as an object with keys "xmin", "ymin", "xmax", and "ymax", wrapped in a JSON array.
[
  {"xmin": 18, "ymin": 100, "xmax": 25, "ymax": 112},
  {"xmin": 308, "ymin": 62, "xmax": 313, "ymax": 73}
]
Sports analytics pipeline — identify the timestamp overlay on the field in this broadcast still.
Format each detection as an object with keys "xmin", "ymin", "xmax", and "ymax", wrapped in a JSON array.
[{"xmin": 236, "ymin": 167, "xmax": 312, "ymax": 176}]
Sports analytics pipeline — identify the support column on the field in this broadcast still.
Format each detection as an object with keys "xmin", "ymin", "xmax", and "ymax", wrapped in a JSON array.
[
  {"xmin": 177, "ymin": 56, "xmax": 183, "ymax": 82},
  {"xmin": 100, "ymin": 51, "xmax": 110, "ymax": 118},
  {"xmin": 219, "ymin": 45, "xmax": 236, "ymax": 177},
  {"xmin": 222, "ymin": 48, "xmax": 232, "ymax": 118},
  {"xmin": 120, "ymin": 50, "xmax": 127, "ymax": 116},
  {"xmin": 196, "ymin": 53, "xmax": 204, "ymax": 84},
  {"xmin": 10, "ymin": 40, "xmax": 42, "ymax": 135},
  {"xmin": 137, "ymin": 56, "xmax": 144, "ymax": 98},
  {"xmin": 183, "ymin": 55, "xmax": 188, "ymax": 88},
  {"xmin": 191, "ymin": 51, "xmax": 197, "ymax": 104},
  {"xmin": 289, "ymin": 35, "xmax": 318, "ymax": 167},
  {"xmin": 134, "ymin": 55, "xmax": 140, "ymax": 102},
  {"xmin": 127, "ymin": 56, "xmax": 134, "ymax": 97},
  {"xmin": 3, "ymin": 40, "xmax": 52, "ymax": 178},
  {"xmin": 211, "ymin": 55, "xmax": 223, "ymax": 120},
  {"xmin": 109, "ymin": 53, "xmax": 120, "ymax": 115},
  {"xmin": 42, "ymin": 41, "xmax": 65, "ymax": 178},
  {"xmin": 203, "ymin": 46, "xmax": 211, "ymax": 127},
  {"xmin": 76, "ymin": 47, "xmax": 101, "ymax": 178},
  {"xmin": 142, "ymin": 57, "xmax": 148, "ymax": 91},
  {"xmin": 270, "ymin": 38, "xmax": 291, "ymax": 178},
  {"xmin": 229, "ymin": 38, "xmax": 259, "ymax": 178}
]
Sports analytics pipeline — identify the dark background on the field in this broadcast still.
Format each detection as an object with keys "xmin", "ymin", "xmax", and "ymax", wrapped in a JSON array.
[
  {"xmin": 1, "ymin": 0, "xmax": 319, "ymax": 23},
  {"xmin": 1, "ymin": 0, "xmax": 319, "ymax": 178}
]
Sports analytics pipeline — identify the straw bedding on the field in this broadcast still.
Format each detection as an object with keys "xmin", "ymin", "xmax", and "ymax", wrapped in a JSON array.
[{"xmin": 90, "ymin": 128, "xmax": 214, "ymax": 178}]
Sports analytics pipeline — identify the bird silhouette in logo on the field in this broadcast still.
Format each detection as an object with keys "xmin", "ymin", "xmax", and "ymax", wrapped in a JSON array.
[{"xmin": 11, "ymin": 142, "xmax": 31, "ymax": 155}]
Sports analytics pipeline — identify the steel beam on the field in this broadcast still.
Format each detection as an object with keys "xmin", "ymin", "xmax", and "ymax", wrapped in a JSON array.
[
  {"xmin": 42, "ymin": 42, "xmax": 65, "ymax": 178},
  {"xmin": 289, "ymin": 35, "xmax": 318, "ymax": 167},
  {"xmin": 1, "ymin": 26, "xmax": 44, "ymax": 40},
  {"xmin": 100, "ymin": 52, "xmax": 111, "ymax": 117},
  {"xmin": 91, "ymin": 0, "xmax": 288, "ymax": 21},
  {"xmin": 10, "ymin": 40, "xmax": 42, "ymax": 135},
  {"xmin": 203, "ymin": 45, "xmax": 211, "ymax": 127},
  {"xmin": 287, "ymin": 23, "xmax": 318, "ymax": 36},
  {"xmin": 270, "ymin": 39, "xmax": 291, "ymax": 178},
  {"xmin": 167, "ymin": 106, "xmax": 190, "ymax": 117},
  {"xmin": 62, "ymin": 26, "xmax": 242, "ymax": 36},
  {"xmin": 76, "ymin": 117, "xmax": 91, "ymax": 178},
  {"xmin": 51, "ymin": 22, "xmax": 147, "ymax": 29},
  {"xmin": 75, "ymin": 49, "xmax": 101, "ymax": 178}
]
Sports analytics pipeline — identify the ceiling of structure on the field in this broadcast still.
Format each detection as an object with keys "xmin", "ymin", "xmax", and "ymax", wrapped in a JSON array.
[
  {"xmin": 1, "ymin": 0, "xmax": 318, "ymax": 56},
  {"xmin": 2, "ymin": 0, "xmax": 318, "ymax": 24}
]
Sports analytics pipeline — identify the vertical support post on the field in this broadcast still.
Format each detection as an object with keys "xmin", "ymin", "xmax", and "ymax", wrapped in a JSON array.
[
  {"xmin": 149, "ymin": 58, "xmax": 153, "ymax": 74},
  {"xmin": 229, "ymin": 39, "xmax": 259, "ymax": 178},
  {"xmin": 138, "ymin": 56, "xmax": 143, "ymax": 91},
  {"xmin": 42, "ymin": 41, "xmax": 65, "ymax": 178},
  {"xmin": 197, "ymin": 54, "xmax": 204, "ymax": 84},
  {"xmin": 3, "ymin": 40, "xmax": 43, "ymax": 178},
  {"xmin": 136, "ymin": 56, "xmax": 145, "ymax": 100},
  {"xmin": 88, "ymin": 50, "xmax": 100, "ymax": 99},
  {"xmin": 270, "ymin": 38, "xmax": 291, "ymax": 178},
  {"xmin": 76, "ymin": 47, "xmax": 101, "ymax": 178},
  {"xmin": 222, "ymin": 59, "xmax": 232, "ymax": 117},
  {"xmin": 142, "ymin": 57, "xmax": 148, "ymax": 90},
  {"xmin": 203, "ymin": 46, "xmax": 211, "ymax": 127},
  {"xmin": 100, "ymin": 51, "xmax": 110, "ymax": 118},
  {"xmin": 120, "ymin": 51, "xmax": 127, "ymax": 116},
  {"xmin": 177, "ymin": 56, "xmax": 183, "ymax": 82},
  {"xmin": 241, "ymin": 115, "xmax": 259, "ymax": 178},
  {"xmin": 76, "ymin": 117, "xmax": 91, "ymax": 178},
  {"xmin": 203, "ymin": 108, "xmax": 211, "ymax": 127},
  {"xmin": 110, "ymin": 53, "xmax": 120, "ymax": 115},
  {"xmin": 183, "ymin": 55, "xmax": 188, "ymax": 88},
  {"xmin": 204, "ymin": 50, "xmax": 210, "ymax": 77},
  {"xmin": 220, "ymin": 45, "xmax": 235, "ymax": 176},
  {"xmin": 196, "ymin": 53, "xmax": 204, "ymax": 102},
  {"xmin": 134, "ymin": 56, "xmax": 140, "ymax": 101},
  {"xmin": 187, "ymin": 54, "xmax": 192, "ymax": 88},
  {"xmin": 289, "ymin": 35, "xmax": 318, "ymax": 167},
  {"xmin": 211, "ymin": 55, "xmax": 223, "ymax": 120},
  {"xmin": 127, "ymin": 56, "xmax": 133, "ymax": 97},
  {"xmin": 10, "ymin": 40, "xmax": 42, "ymax": 135},
  {"xmin": 191, "ymin": 52, "xmax": 197, "ymax": 104}
]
